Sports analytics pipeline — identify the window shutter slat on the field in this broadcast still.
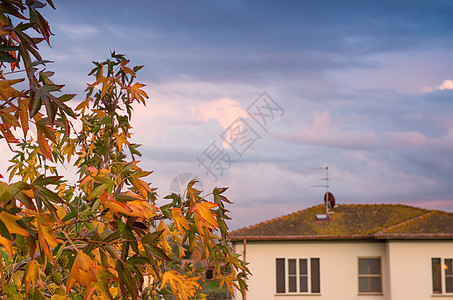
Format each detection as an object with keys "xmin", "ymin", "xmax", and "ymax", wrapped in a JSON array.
[{"xmin": 276, "ymin": 258, "xmax": 286, "ymax": 293}]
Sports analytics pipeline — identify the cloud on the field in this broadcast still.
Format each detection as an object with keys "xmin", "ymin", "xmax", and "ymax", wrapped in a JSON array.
[
  {"xmin": 273, "ymin": 110, "xmax": 453, "ymax": 152},
  {"xmin": 422, "ymin": 79, "xmax": 453, "ymax": 93},
  {"xmin": 195, "ymin": 97, "xmax": 248, "ymax": 130},
  {"xmin": 275, "ymin": 111, "xmax": 378, "ymax": 150},
  {"xmin": 380, "ymin": 131, "xmax": 428, "ymax": 147},
  {"xmin": 438, "ymin": 79, "xmax": 453, "ymax": 90},
  {"xmin": 56, "ymin": 24, "xmax": 99, "ymax": 39}
]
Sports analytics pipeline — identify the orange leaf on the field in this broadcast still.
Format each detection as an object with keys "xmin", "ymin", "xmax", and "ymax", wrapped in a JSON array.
[
  {"xmin": 37, "ymin": 131, "xmax": 54, "ymax": 162},
  {"xmin": 0, "ymin": 236, "xmax": 12, "ymax": 256},
  {"xmin": 100, "ymin": 190, "xmax": 133, "ymax": 216},
  {"xmin": 127, "ymin": 82, "xmax": 148, "ymax": 104},
  {"xmin": 17, "ymin": 98, "xmax": 29, "ymax": 137},
  {"xmin": 0, "ymin": 123, "xmax": 19, "ymax": 144},
  {"xmin": 0, "ymin": 211, "xmax": 29, "ymax": 236},
  {"xmin": 99, "ymin": 191, "xmax": 155, "ymax": 219},
  {"xmin": 67, "ymin": 252, "xmax": 96, "ymax": 291}
]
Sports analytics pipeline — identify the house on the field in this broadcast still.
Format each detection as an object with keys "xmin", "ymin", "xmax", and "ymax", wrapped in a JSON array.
[{"xmin": 230, "ymin": 203, "xmax": 453, "ymax": 300}]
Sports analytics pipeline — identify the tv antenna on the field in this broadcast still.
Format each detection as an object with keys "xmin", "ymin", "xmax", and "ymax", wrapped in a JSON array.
[
  {"xmin": 311, "ymin": 166, "xmax": 329, "ymax": 193},
  {"xmin": 311, "ymin": 166, "xmax": 335, "ymax": 216}
]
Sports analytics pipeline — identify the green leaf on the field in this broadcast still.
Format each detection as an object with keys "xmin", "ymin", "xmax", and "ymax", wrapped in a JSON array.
[
  {"xmin": 10, "ymin": 182, "xmax": 36, "ymax": 210},
  {"xmin": 0, "ymin": 52, "xmax": 18, "ymax": 62},
  {"xmin": 45, "ymin": 0, "xmax": 56, "ymax": 9},
  {"xmin": 126, "ymin": 255, "xmax": 148, "ymax": 265},
  {"xmin": 116, "ymin": 260, "xmax": 138, "ymax": 299},
  {"xmin": 143, "ymin": 243, "xmax": 170, "ymax": 262},
  {"xmin": 0, "ymin": 182, "xmax": 12, "ymax": 205},
  {"xmin": 84, "ymin": 229, "xmax": 101, "ymax": 254},
  {"xmin": 0, "ymin": 219, "xmax": 11, "ymax": 240},
  {"xmin": 89, "ymin": 182, "xmax": 112, "ymax": 199},
  {"xmin": 102, "ymin": 230, "xmax": 121, "ymax": 243}
]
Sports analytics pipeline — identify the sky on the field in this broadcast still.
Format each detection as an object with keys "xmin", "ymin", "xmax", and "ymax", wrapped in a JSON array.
[{"xmin": 2, "ymin": 0, "xmax": 453, "ymax": 230}]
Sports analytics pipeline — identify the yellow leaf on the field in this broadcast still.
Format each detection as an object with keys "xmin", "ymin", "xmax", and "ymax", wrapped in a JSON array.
[
  {"xmin": 161, "ymin": 270, "xmax": 200, "ymax": 300},
  {"xmin": 128, "ymin": 200, "xmax": 156, "ymax": 219},
  {"xmin": 0, "ymin": 236, "xmax": 12, "ymax": 255},
  {"xmin": 0, "ymin": 78, "xmax": 27, "ymax": 100},
  {"xmin": 160, "ymin": 270, "xmax": 183, "ymax": 291},
  {"xmin": 62, "ymin": 138, "xmax": 76, "ymax": 162},
  {"xmin": 11, "ymin": 270, "xmax": 24, "ymax": 290},
  {"xmin": 192, "ymin": 202, "xmax": 219, "ymax": 229},
  {"xmin": 51, "ymin": 295, "xmax": 70, "ymax": 300},
  {"xmin": 35, "ymin": 213, "xmax": 58, "ymax": 263},
  {"xmin": 0, "ymin": 211, "xmax": 29, "ymax": 236},
  {"xmin": 75, "ymin": 98, "xmax": 90, "ymax": 114},
  {"xmin": 100, "ymin": 77, "xmax": 113, "ymax": 99},
  {"xmin": 116, "ymin": 133, "xmax": 128, "ymax": 152},
  {"xmin": 37, "ymin": 213, "xmax": 58, "ymax": 246},
  {"xmin": 0, "ymin": 110, "xmax": 20, "ymax": 127},
  {"xmin": 131, "ymin": 176, "xmax": 151, "ymax": 199},
  {"xmin": 25, "ymin": 260, "xmax": 44, "ymax": 294},
  {"xmin": 172, "ymin": 207, "xmax": 189, "ymax": 236},
  {"xmin": 22, "ymin": 189, "xmax": 34, "ymax": 198}
]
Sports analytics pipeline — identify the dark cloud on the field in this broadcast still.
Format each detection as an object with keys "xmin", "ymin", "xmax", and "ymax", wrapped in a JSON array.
[
  {"xmin": 41, "ymin": 0, "xmax": 453, "ymax": 85},
  {"xmin": 24, "ymin": 1, "xmax": 453, "ymax": 229}
]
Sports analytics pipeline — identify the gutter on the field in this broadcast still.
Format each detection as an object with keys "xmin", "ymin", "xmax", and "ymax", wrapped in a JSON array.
[{"xmin": 230, "ymin": 233, "xmax": 453, "ymax": 242}]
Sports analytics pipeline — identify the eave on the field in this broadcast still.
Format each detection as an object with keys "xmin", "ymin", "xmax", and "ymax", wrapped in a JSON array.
[{"xmin": 230, "ymin": 233, "xmax": 453, "ymax": 242}]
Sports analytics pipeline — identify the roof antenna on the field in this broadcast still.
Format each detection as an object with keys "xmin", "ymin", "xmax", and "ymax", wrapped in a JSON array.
[{"xmin": 311, "ymin": 166, "xmax": 335, "ymax": 218}]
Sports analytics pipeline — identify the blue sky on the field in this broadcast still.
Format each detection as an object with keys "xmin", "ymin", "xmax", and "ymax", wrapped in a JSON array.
[{"xmin": 3, "ymin": 1, "xmax": 453, "ymax": 229}]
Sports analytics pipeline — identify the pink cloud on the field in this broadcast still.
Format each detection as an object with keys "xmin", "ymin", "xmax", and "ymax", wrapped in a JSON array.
[
  {"xmin": 275, "ymin": 111, "xmax": 378, "ymax": 150},
  {"xmin": 381, "ymin": 131, "xmax": 428, "ymax": 147},
  {"xmin": 195, "ymin": 97, "xmax": 248, "ymax": 129},
  {"xmin": 422, "ymin": 79, "xmax": 453, "ymax": 93},
  {"xmin": 273, "ymin": 111, "xmax": 453, "ymax": 151},
  {"xmin": 438, "ymin": 79, "xmax": 453, "ymax": 90}
]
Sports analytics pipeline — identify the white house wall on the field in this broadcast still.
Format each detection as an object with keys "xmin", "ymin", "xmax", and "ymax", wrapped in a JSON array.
[
  {"xmin": 233, "ymin": 239, "xmax": 453, "ymax": 300},
  {"xmin": 234, "ymin": 240, "xmax": 388, "ymax": 300},
  {"xmin": 386, "ymin": 240, "xmax": 453, "ymax": 300}
]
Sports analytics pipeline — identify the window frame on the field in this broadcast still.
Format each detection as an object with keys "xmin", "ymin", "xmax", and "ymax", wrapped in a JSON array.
[
  {"xmin": 357, "ymin": 257, "xmax": 383, "ymax": 295},
  {"xmin": 275, "ymin": 257, "xmax": 321, "ymax": 295},
  {"xmin": 432, "ymin": 257, "xmax": 453, "ymax": 295}
]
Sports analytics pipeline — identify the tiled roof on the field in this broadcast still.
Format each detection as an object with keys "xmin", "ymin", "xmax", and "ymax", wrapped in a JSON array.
[{"xmin": 230, "ymin": 204, "xmax": 453, "ymax": 241}]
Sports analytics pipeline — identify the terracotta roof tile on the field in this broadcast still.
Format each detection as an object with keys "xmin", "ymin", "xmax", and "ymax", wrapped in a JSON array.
[{"xmin": 230, "ymin": 204, "xmax": 453, "ymax": 241}]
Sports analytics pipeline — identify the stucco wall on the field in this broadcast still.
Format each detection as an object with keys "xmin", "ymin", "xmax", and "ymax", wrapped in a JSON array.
[
  {"xmin": 233, "ymin": 240, "xmax": 453, "ymax": 300},
  {"xmin": 386, "ymin": 240, "xmax": 453, "ymax": 300},
  {"xmin": 233, "ymin": 240, "xmax": 388, "ymax": 300}
]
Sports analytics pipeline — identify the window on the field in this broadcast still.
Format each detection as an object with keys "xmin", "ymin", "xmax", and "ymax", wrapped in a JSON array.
[
  {"xmin": 432, "ymin": 258, "xmax": 453, "ymax": 294},
  {"xmin": 276, "ymin": 258, "xmax": 320, "ymax": 294},
  {"xmin": 205, "ymin": 268, "xmax": 214, "ymax": 280},
  {"xmin": 358, "ymin": 258, "xmax": 382, "ymax": 293}
]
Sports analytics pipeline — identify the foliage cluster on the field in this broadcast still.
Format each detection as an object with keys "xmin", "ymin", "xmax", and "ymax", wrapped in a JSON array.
[{"xmin": 0, "ymin": 1, "xmax": 249, "ymax": 299}]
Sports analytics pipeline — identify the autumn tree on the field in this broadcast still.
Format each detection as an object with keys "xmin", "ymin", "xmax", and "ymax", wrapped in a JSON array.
[{"xmin": 0, "ymin": 1, "xmax": 249, "ymax": 299}]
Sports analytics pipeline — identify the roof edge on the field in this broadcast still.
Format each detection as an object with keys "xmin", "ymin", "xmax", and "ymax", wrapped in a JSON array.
[{"xmin": 230, "ymin": 233, "xmax": 453, "ymax": 242}]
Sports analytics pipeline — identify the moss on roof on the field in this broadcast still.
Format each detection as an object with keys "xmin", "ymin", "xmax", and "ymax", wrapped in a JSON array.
[{"xmin": 230, "ymin": 204, "xmax": 453, "ymax": 240}]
